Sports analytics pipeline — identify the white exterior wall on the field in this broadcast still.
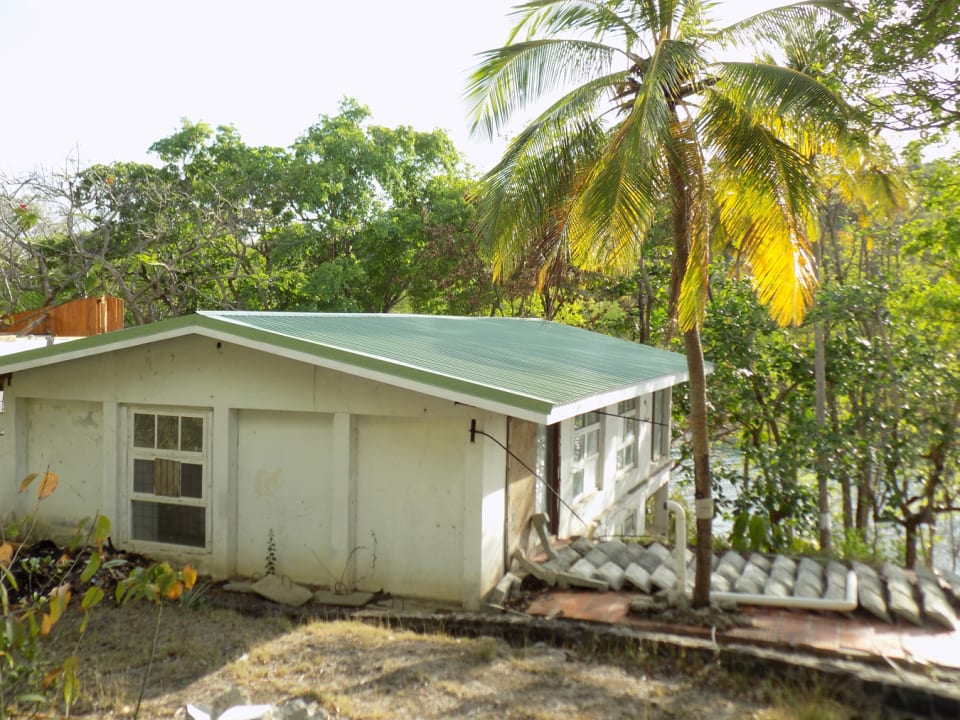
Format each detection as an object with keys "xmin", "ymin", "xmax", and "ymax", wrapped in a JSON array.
[
  {"xmin": 353, "ymin": 415, "xmax": 466, "ymax": 602},
  {"xmin": 557, "ymin": 392, "xmax": 672, "ymax": 539},
  {"xmin": 0, "ymin": 335, "xmax": 509, "ymax": 606},
  {"xmin": 236, "ymin": 410, "xmax": 335, "ymax": 580},
  {"xmin": 13, "ymin": 399, "xmax": 105, "ymax": 530}
]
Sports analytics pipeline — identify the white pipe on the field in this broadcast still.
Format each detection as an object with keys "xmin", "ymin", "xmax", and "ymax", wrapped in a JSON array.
[
  {"xmin": 664, "ymin": 500, "xmax": 686, "ymax": 596},
  {"xmin": 712, "ymin": 570, "xmax": 859, "ymax": 612}
]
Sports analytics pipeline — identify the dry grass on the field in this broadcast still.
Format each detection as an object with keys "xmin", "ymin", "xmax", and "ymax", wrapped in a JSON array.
[{"xmin": 43, "ymin": 600, "xmax": 880, "ymax": 719}]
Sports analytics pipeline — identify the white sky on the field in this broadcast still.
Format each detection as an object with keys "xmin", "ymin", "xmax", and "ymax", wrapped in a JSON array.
[{"xmin": 0, "ymin": 0, "xmax": 775, "ymax": 178}]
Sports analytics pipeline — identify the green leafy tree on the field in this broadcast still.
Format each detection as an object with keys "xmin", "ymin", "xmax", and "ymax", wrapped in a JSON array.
[
  {"xmin": 0, "ymin": 102, "xmax": 480, "ymax": 321},
  {"xmin": 842, "ymin": 0, "xmax": 960, "ymax": 132},
  {"xmin": 467, "ymin": 0, "xmax": 851, "ymax": 605}
]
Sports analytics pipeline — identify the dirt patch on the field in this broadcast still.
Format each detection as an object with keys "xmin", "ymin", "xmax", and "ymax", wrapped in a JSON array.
[
  {"xmin": 0, "ymin": 542, "xmax": 904, "ymax": 718},
  {"xmin": 34, "ymin": 592, "xmax": 887, "ymax": 720}
]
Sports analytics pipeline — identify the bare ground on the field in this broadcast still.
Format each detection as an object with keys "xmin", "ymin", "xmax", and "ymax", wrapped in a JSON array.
[{"xmin": 42, "ymin": 595, "xmax": 880, "ymax": 720}]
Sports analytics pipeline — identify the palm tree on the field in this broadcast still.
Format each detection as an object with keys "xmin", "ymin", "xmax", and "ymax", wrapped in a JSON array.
[{"xmin": 467, "ymin": 0, "xmax": 854, "ymax": 606}]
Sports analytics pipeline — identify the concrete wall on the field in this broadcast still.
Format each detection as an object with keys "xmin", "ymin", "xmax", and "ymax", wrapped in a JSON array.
[
  {"xmin": 0, "ymin": 334, "xmax": 508, "ymax": 606},
  {"xmin": 18, "ymin": 399, "xmax": 104, "ymax": 530},
  {"xmin": 235, "ymin": 410, "xmax": 335, "ymax": 580},
  {"xmin": 353, "ymin": 415, "xmax": 466, "ymax": 602}
]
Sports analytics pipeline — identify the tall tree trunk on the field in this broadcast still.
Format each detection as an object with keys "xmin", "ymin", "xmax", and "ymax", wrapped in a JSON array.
[
  {"xmin": 684, "ymin": 326, "xmax": 713, "ymax": 607},
  {"xmin": 904, "ymin": 517, "xmax": 919, "ymax": 569},
  {"xmin": 668, "ymin": 140, "xmax": 712, "ymax": 607},
  {"xmin": 815, "ymin": 320, "xmax": 831, "ymax": 552}
]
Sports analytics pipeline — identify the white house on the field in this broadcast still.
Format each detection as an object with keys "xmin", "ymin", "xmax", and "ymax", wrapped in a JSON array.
[{"xmin": 0, "ymin": 311, "xmax": 690, "ymax": 608}]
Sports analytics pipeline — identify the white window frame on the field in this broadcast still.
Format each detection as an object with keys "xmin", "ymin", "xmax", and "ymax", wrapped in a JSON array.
[
  {"xmin": 126, "ymin": 407, "xmax": 212, "ymax": 551},
  {"xmin": 651, "ymin": 389, "xmax": 671, "ymax": 463},
  {"xmin": 571, "ymin": 411, "xmax": 601, "ymax": 497},
  {"xmin": 615, "ymin": 398, "xmax": 639, "ymax": 473}
]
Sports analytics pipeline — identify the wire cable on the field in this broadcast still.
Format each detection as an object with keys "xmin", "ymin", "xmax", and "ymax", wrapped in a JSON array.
[{"xmin": 469, "ymin": 423, "xmax": 588, "ymax": 529}]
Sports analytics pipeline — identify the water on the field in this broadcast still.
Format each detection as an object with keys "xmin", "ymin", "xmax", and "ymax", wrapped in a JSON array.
[{"xmin": 674, "ymin": 444, "xmax": 960, "ymax": 573}]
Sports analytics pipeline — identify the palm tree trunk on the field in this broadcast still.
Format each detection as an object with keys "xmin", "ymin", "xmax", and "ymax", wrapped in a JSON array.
[
  {"xmin": 683, "ymin": 326, "xmax": 713, "ymax": 607},
  {"xmin": 668, "ymin": 132, "xmax": 713, "ymax": 607}
]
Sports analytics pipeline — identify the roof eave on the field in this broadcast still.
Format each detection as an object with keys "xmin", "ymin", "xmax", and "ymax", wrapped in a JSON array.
[{"xmin": 0, "ymin": 313, "xmax": 704, "ymax": 425}]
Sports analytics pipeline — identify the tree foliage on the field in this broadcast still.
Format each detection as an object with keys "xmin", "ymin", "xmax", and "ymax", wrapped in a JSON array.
[
  {"xmin": 0, "ymin": 100, "xmax": 480, "ymax": 322},
  {"xmin": 843, "ymin": 0, "xmax": 960, "ymax": 132}
]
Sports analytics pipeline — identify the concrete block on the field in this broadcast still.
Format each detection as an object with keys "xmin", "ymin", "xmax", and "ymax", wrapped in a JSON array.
[
  {"xmin": 763, "ymin": 576, "xmax": 792, "ymax": 598},
  {"xmin": 852, "ymin": 562, "xmax": 890, "ymax": 622},
  {"xmin": 935, "ymin": 567, "xmax": 960, "ymax": 602},
  {"xmin": 771, "ymin": 555, "xmax": 797, "ymax": 576},
  {"xmin": 920, "ymin": 593, "xmax": 957, "ymax": 631},
  {"xmin": 795, "ymin": 577, "xmax": 823, "ymax": 599},
  {"xmin": 827, "ymin": 560, "xmax": 849, "ymax": 577},
  {"xmin": 646, "ymin": 542, "xmax": 672, "ymax": 562},
  {"xmin": 796, "ymin": 559, "xmax": 824, "ymax": 597},
  {"xmin": 487, "ymin": 572, "xmax": 521, "ymax": 606},
  {"xmin": 716, "ymin": 559, "xmax": 743, "ymax": 586},
  {"xmin": 710, "ymin": 572, "xmax": 731, "ymax": 593},
  {"xmin": 769, "ymin": 567, "xmax": 795, "ymax": 592},
  {"xmin": 567, "ymin": 557, "xmax": 599, "ymax": 582},
  {"xmin": 571, "ymin": 536, "xmax": 595, "ymax": 556},
  {"xmin": 556, "ymin": 572, "xmax": 609, "ymax": 591},
  {"xmin": 746, "ymin": 553, "xmax": 772, "ymax": 573},
  {"xmin": 554, "ymin": 544, "xmax": 582, "ymax": 570},
  {"xmin": 531, "ymin": 513, "xmax": 557, "ymax": 560},
  {"xmin": 597, "ymin": 539, "xmax": 631, "ymax": 567},
  {"xmin": 584, "ymin": 547, "xmax": 613, "ymax": 568},
  {"xmin": 624, "ymin": 541, "xmax": 648, "ymax": 565},
  {"xmin": 916, "ymin": 571, "xmax": 958, "ymax": 630},
  {"xmin": 824, "ymin": 575, "xmax": 847, "ymax": 601},
  {"xmin": 888, "ymin": 587, "xmax": 923, "ymax": 626},
  {"xmin": 251, "ymin": 575, "xmax": 313, "ymax": 607},
  {"xmin": 595, "ymin": 561, "xmax": 626, "ymax": 591},
  {"xmin": 637, "ymin": 548, "xmax": 666, "ymax": 575},
  {"xmin": 720, "ymin": 550, "xmax": 746, "ymax": 573},
  {"xmin": 797, "ymin": 557, "xmax": 823, "ymax": 578},
  {"xmin": 733, "ymin": 564, "xmax": 766, "ymax": 594},
  {"xmin": 650, "ymin": 564, "xmax": 678, "ymax": 592},
  {"xmin": 858, "ymin": 583, "xmax": 892, "ymax": 623},
  {"xmin": 513, "ymin": 551, "xmax": 558, "ymax": 586},
  {"xmin": 624, "ymin": 562, "xmax": 653, "ymax": 594},
  {"xmin": 852, "ymin": 561, "xmax": 882, "ymax": 586}
]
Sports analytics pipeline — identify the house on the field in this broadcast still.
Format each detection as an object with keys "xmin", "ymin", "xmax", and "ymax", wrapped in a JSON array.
[{"xmin": 0, "ymin": 311, "xmax": 691, "ymax": 608}]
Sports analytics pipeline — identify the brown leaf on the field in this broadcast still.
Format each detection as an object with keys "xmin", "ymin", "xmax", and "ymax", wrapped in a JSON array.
[
  {"xmin": 18, "ymin": 472, "xmax": 38, "ymax": 493},
  {"xmin": 165, "ymin": 581, "xmax": 184, "ymax": 601},
  {"xmin": 38, "ymin": 471, "xmax": 58, "ymax": 499},
  {"xmin": 183, "ymin": 565, "xmax": 197, "ymax": 590}
]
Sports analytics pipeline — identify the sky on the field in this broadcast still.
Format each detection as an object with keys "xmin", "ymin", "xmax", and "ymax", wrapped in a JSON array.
[{"xmin": 0, "ymin": 0, "xmax": 775, "ymax": 178}]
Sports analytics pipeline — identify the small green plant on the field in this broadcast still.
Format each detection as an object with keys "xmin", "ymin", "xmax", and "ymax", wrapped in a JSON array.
[
  {"xmin": 115, "ymin": 561, "xmax": 197, "ymax": 720},
  {"xmin": 329, "ymin": 531, "xmax": 378, "ymax": 595},
  {"xmin": 1, "ymin": 470, "xmax": 109, "ymax": 719},
  {"xmin": 264, "ymin": 528, "xmax": 277, "ymax": 576}
]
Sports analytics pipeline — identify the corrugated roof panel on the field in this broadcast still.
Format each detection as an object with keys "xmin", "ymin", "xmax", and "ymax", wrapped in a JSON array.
[
  {"xmin": 0, "ymin": 311, "xmax": 693, "ymax": 422},
  {"xmin": 202, "ymin": 312, "xmax": 689, "ymax": 408}
]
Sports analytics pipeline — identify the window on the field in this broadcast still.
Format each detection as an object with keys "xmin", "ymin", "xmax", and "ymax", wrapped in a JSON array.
[
  {"xmin": 616, "ymin": 398, "xmax": 639, "ymax": 472},
  {"xmin": 129, "ymin": 409, "xmax": 209, "ymax": 548},
  {"xmin": 651, "ymin": 389, "xmax": 671, "ymax": 463},
  {"xmin": 571, "ymin": 411, "xmax": 601, "ymax": 497}
]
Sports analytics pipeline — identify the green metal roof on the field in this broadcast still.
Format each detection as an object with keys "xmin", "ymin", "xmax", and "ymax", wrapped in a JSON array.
[{"xmin": 0, "ymin": 311, "xmax": 692, "ymax": 423}]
